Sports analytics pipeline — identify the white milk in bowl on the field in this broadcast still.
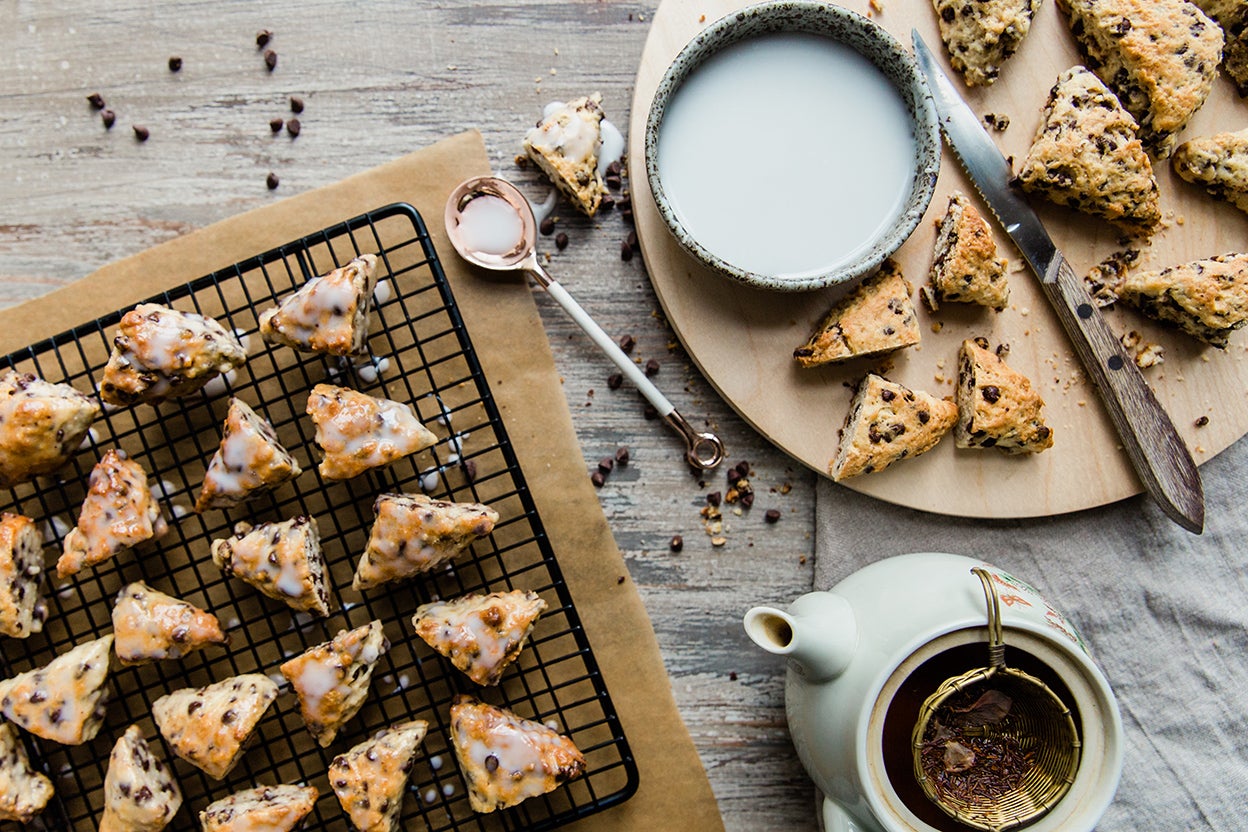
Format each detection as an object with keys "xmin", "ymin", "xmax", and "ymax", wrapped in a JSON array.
[{"xmin": 656, "ymin": 31, "xmax": 918, "ymax": 282}]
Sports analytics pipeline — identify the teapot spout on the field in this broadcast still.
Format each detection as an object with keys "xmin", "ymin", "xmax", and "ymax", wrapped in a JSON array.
[{"xmin": 744, "ymin": 592, "xmax": 857, "ymax": 683}]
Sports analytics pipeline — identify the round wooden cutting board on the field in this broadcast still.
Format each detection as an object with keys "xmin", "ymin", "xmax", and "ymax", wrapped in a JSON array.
[{"xmin": 629, "ymin": 0, "xmax": 1248, "ymax": 518}]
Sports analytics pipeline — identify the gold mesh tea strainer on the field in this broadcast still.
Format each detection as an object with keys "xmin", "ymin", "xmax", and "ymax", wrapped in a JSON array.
[{"xmin": 911, "ymin": 568, "xmax": 1081, "ymax": 831}]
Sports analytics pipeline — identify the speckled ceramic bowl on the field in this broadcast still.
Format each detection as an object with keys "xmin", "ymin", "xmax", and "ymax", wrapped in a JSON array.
[{"xmin": 645, "ymin": 1, "xmax": 940, "ymax": 292}]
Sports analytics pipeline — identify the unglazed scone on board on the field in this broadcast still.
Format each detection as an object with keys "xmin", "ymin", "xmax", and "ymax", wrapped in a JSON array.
[
  {"xmin": 956, "ymin": 339, "xmax": 1054, "ymax": 454},
  {"xmin": 412, "ymin": 590, "xmax": 547, "ymax": 686},
  {"xmin": 305, "ymin": 384, "xmax": 437, "ymax": 481},
  {"xmin": 932, "ymin": 0, "xmax": 1039, "ymax": 86},
  {"xmin": 259, "ymin": 254, "xmax": 379, "ymax": 356},
  {"xmin": 0, "ymin": 722, "xmax": 53, "ymax": 823},
  {"xmin": 152, "ymin": 674, "xmax": 279, "ymax": 779},
  {"xmin": 924, "ymin": 192, "xmax": 1010, "ymax": 311},
  {"xmin": 1191, "ymin": 0, "xmax": 1248, "ymax": 96},
  {"xmin": 111, "ymin": 581, "xmax": 228, "ymax": 665},
  {"xmin": 199, "ymin": 784, "xmax": 319, "ymax": 832},
  {"xmin": 196, "ymin": 397, "xmax": 301, "ymax": 512},
  {"xmin": 352, "ymin": 493, "xmax": 499, "ymax": 590},
  {"xmin": 210, "ymin": 516, "xmax": 332, "ymax": 617},
  {"xmin": 523, "ymin": 94, "xmax": 609, "ymax": 216},
  {"xmin": 0, "ymin": 634, "xmax": 112, "ymax": 745},
  {"xmin": 0, "ymin": 370, "xmax": 99, "ymax": 487},
  {"xmin": 280, "ymin": 620, "xmax": 389, "ymax": 747},
  {"xmin": 0, "ymin": 512, "xmax": 47, "ymax": 639},
  {"xmin": 793, "ymin": 260, "xmax": 921, "ymax": 367},
  {"xmin": 99, "ymin": 725, "xmax": 183, "ymax": 832},
  {"xmin": 829, "ymin": 374, "xmax": 958, "ymax": 481},
  {"xmin": 1172, "ymin": 129, "xmax": 1248, "ymax": 214},
  {"xmin": 329, "ymin": 720, "xmax": 428, "ymax": 832},
  {"xmin": 1118, "ymin": 253, "xmax": 1248, "ymax": 347}
]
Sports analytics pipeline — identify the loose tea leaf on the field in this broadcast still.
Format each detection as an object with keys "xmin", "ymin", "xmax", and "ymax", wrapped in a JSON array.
[
  {"xmin": 943, "ymin": 740, "xmax": 976, "ymax": 773},
  {"xmin": 951, "ymin": 689, "xmax": 1013, "ymax": 727}
]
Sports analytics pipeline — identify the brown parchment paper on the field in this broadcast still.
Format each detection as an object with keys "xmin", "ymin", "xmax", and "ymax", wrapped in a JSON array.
[{"xmin": 0, "ymin": 130, "xmax": 723, "ymax": 832}]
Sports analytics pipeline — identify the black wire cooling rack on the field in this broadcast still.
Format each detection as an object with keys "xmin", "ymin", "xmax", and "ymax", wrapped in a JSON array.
[{"xmin": 0, "ymin": 203, "xmax": 637, "ymax": 831}]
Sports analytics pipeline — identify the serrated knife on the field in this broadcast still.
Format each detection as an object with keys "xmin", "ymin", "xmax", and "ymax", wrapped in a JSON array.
[{"xmin": 912, "ymin": 32, "xmax": 1204, "ymax": 533}]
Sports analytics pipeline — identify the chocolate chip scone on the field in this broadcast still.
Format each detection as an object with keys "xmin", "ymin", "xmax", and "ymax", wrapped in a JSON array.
[
  {"xmin": 829, "ymin": 374, "xmax": 958, "ymax": 482},
  {"xmin": 0, "ymin": 512, "xmax": 46, "ymax": 639},
  {"xmin": 112, "ymin": 581, "xmax": 228, "ymax": 665},
  {"xmin": 1015, "ymin": 66, "xmax": 1161, "ymax": 233},
  {"xmin": 933, "ymin": 0, "xmax": 1039, "ymax": 86},
  {"xmin": 1119, "ymin": 252, "xmax": 1248, "ymax": 347},
  {"xmin": 99, "ymin": 725, "xmax": 183, "ymax": 832},
  {"xmin": 280, "ymin": 620, "xmax": 389, "ymax": 747},
  {"xmin": 1172, "ymin": 129, "xmax": 1248, "ymax": 215},
  {"xmin": 925, "ymin": 192, "xmax": 1010, "ymax": 310},
  {"xmin": 210, "ymin": 516, "xmax": 332, "ymax": 617},
  {"xmin": 523, "ymin": 94, "xmax": 608, "ymax": 217},
  {"xmin": 200, "ymin": 784, "xmax": 319, "ymax": 832},
  {"xmin": 412, "ymin": 590, "xmax": 547, "ymax": 686},
  {"xmin": 956, "ymin": 339, "xmax": 1054, "ymax": 453},
  {"xmin": 1056, "ymin": 0, "xmax": 1222, "ymax": 158},
  {"xmin": 306, "ymin": 384, "xmax": 437, "ymax": 481},
  {"xmin": 0, "ymin": 370, "xmax": 99, "ymax": 487},
  {"xmin": 152, "ymin": 674, "xmax": 279, "ymax": 780},
  {"xmin": 196, "ymin": 397, "xmax": 302, "ymax": 512},
  {"xmin": 793, "ymin": 260, "xmax": 920, "ymax": 367},
  {"xmin": 259, "ymin": 254, "xmax": 379, "ymax": 356},
  {"xmin": 0, "ymin": 722, "xmax": 53, "ymax": 823},
  {"xmin": 1192, "ymin": 0, "xmax": 1248, "ymax": 96},
  {"xmin": 329, "ymin": 720, "xmax": 428, "ymax": 832},
  {"xmin": 0, "ymin": 634, "xmax": 112, "ymax": 745}
]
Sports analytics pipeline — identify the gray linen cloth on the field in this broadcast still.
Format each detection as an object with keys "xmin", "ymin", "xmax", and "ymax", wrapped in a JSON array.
[{"xmin": 814, "ymin": 437, "xmax": 1248, "ymax": 831}]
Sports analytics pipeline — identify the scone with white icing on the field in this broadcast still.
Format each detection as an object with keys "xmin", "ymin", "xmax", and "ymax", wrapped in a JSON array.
[
  {"xmin": 0, "ymin": 370, "xmax": 99, "ymax": 487},
  {"xmin": 196, "ymin": 397, "xmax": 302, "ymax": 512},
  {"xmin": 352, "ymin": 493, "xmax": 499, "ymax": 591},
  {"xmin": 259, "ymin": 254, "xmax": 379, "ymax": 357},
  {"xmin": 112, "ymin": 581, "xmax": 228, "ymax": 665},
  {"xmin": 100, "ymin": 303, "xmax": 247, "ymax": 407},
  {"xmin": 523, "ymin": 94, "xmax": 608, "ymax": 216},
  {"xmin": 829, "ymin": 374, "xmax": 958, "ymax": 482},
  {"xmin": 0, "ymin": 722, "xmax": 53, "ymax": 823},
  {"xmin": 1014, "ymin": 67, "xmax": 1161, "ymax": 233},
  {"xmin": 449, "ymin": 695, "xmax": 586, "ymax": 813},
  {"xmin": 280, "ymin": 620, "xmax": 389, "ymax": 747},
  {"xmin": 0, "ymin": 634, "xmax": 112, "ymax": 745},
  {"xmin": 933, "ymin": 0, "xmax": 1039, "ymax": 86},
  {"xmin": 412, "ymin": 590, "xmax": 547, "ymax": 686},
  {"xmin": 200, "ymin": 784, "xmax": 319, "ymax": 832},
  {"xmin": 306, "ymin": 384, "xmax": 437, "ymax": 481},
  {"xmin": 0, "ymin": 512, "xmax": 47, "ymax": 639},
  {"xmin": 329, "ymin": 720, "xmax": 428, "ymax": 832},
  {"xmin": 1172, "ymin": 129, "xmax": 1248, "ymax": 215},
  {"xmin": 1119, "ymin": 252, "xmax": 1248, "ymax": 347},
  {"xmin": 956, "ymin": 339, "xmax": 1054, "ymax": 453},
  {"xmin": 99, "ymin": 724, "xmax": 183, "ymax": 832},
  {"xmin": 925, "ymin": 192, "xmax": 1010, "ymax": 310},
  {"xmin": 1192, "ymin": 0, "xmax": 1248, "ymax": 97},
  {"xmin": 793, "ymin": 260, "xmax": 921, "ymax": 367},
  {"xmin": 210, "ymin": 516, "xmax": 332, "ymax": 617},
  {"xmin": 152, "ymin": 674, "xmax": 279, "ymax": 780},
  {"xmin": 57, "ymin": 448, "xmax": 168, "ymax": 578}
]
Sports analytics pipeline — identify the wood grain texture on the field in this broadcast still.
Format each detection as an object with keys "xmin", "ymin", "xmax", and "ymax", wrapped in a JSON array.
[{"xmin": 1, "ymin": 3, "xmax": 818, "ymax": 830}]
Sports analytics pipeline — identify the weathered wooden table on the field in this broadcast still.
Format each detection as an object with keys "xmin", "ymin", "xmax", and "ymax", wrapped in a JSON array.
[{"xmin": 2, "ymin": 2, "xmax": 819, "ymax": 829}]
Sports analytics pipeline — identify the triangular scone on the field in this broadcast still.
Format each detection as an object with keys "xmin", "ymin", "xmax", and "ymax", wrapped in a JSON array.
[
  {"xmin": 0, "ymin": 512, "xmax": 47, "ymax": 639},
  {"xmin": 280, "ymin": 620, "xmax": 389, "ymax": 747},
  {"xmin": 1192, "ymin": 0, "xmax": 1248, "ymax": 97},
  {"xmin": 0, "ymin": 722, "xmax": 53, "ymax": 823},
  {"xmin": 100, "ymin": 303, "xmax": 247, "ymax": 407},
  {"xmin": 306, "ymin": 385, "xmax": 437, "ymax": 481},
  {"xmin": 1173, "ymin": 130, "xmax": 1248, "ymax": 215},
  {"xmin": 933, "ymin": 0, "xmax": 1038, "ymax": 86},
  {"xmin": 956, "ymin": 339, "xmax": 1054, "ymax": 454},
  {"xmin": 152, "ymin": 674, "xmax": 279, "ymax": 780},
  {"xmin": 200, "ymin": 784, "xmax": 319, "ymax": 832},
  {"xmin": 210, "ymin": 517, "xmax": 332, "ymax": 617},
  {"xmin": 1056, "ymin": 0, "xmax": 1222, "ymax": 158},
  {"xmin": 352, "ymin": 494, "xmax": 499, "ymax": 591},
  {"xmin": 57, "ymin": 449, "xmax": 168, "ymax": 579},
  {"xmin": 523, "ymin": 94, "xmax": 608, "ymax": 216},
  {"xmin": 99, "ymin": 725, "xmax": 183, "ymax": 832},
  {"xmin": 196, "ymin": 397, "xmax": 302, "ymax": 512},
  {"xmin": 449, "ymin": 695, "xmax": 586, "ymax": 813},
  {"xmin": 329, "ymin": 720, "xmax": 428, "ymax": 832},
  {"xmin": 112, "ymin": 581, "xmax": 228, "ymax": 665},
  {"xmin": 1119, "ymin": 253, "xmax": 1248, "ymax": 347},
  {"xmin": 829, "ymin": 374, "xmax": 958, "ymax": 482},
  {"xmin": 1014, "ymin": 67, "xmax": 1161, "ymax": 233},
  {"xmin": 0, "ymin": 370, "xmax": 99, "ymax": 488},
  {"xmin": 412, "ymin": 590, "xmax": 547, "ymax": 686},
  {"xmin": 259, "ymin": 254, "xmax": 379, "ymax": 357},
  {"xmin": 924, "ymin": 192, "xmax": 1009, "ymax": 311},
  {"xmin": 793, "ymin": 260, "xmax": 920, "ymax": 368},
  {"xmin": 0, "ymin": 634, "xmax": 112, "ymax": 745}
]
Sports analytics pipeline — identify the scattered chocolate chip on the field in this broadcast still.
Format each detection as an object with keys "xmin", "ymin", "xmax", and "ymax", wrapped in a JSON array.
[
  {"xmin": 607, "ymin": 372, "xmax": 623, "ymax": 390},
  {"xmin": 707, "ymin": 491, "xmax": 722, "ymax": 507},
  {"xmin": 606, "ymin": 160, "xmax": 622, "ymax": 177},
  {"xmin": 290, "ymin": 95, "xmax": 304, "ymax": 113},
  {"xmin": 591, "ymin": 471, "xmax": 605, "ymax": 488},
  {"xmin": 264, "ymin": 49, "xmax": 278, "ymax": 71},
  {"xmin": 729, "ymin": 671, "xmax": 738, "ymax": 681},
  {"xmin": 132, "ymin": 125, "xmax": 150, "ymax": 142},
  {"xmin": 598, "ymin": 456, "xmax": 615, "ymax": 474},
  {"xmin": 622, "ymin": 207, "xmax": 634, "ymax": 225},
  {"xmin": 461, "ymin": 459, "xmax": 478, "ymax": 482},
  {"xmin": 87, "ymin": 92, "xmax": 106, "ymax": 109},
  {"xmin": 644, "ymin": 358, "xmax": 660, "ymax": 376},
  {"xmin": 600, "ymin": 193, "xmax": 615, "ymax": 211},
  {"xmin": 256, "ymin": 29, "xmax": 273, "ymax": 48},
  {"xmin": 621, "ymin": 240, "xmax": 634, "ymax": 261},
  {"xmin": 614, "ymin": 446, "xmax": 630, "ymax": 465},
  {"xmin": 670, "ymin": 534, "xmax": 683, "ymax": 552},
  {"xmin": 626, "ymin": 230, "xmax": 639, "ymax": 251},
  {"xmin": 266, "ymin": 172, "xmax": 280, "ymax": 190},
  {"xmin": 617, "ymin": 195, "xmax": 632, "ymax": 212},
  {"xmin": 764, "ymin": 508, "xmax": 781, "ymax": 524},
  {"xmin": 618, "ymin": 334, "xmax": 636, "ymax": 354},
  {"xmin": 735, "ymin": 460, "xmax": 750, "ymax": 476},
  {"xmin": 539, "ymin": 216, "xmax": 555, "ymax": 236},
  {"xmin": 1195, "ymin": 415, "xmax": 1209, "ymax": 427},
  {"xmin": 555, "ymin": 231, "xmax": 569, "ymax": 250},
  {"xmin": 643, "ymin": 403, "xmax": 658, "ymax": 420},
  {"xmin": 286, "ymin": 117, "xmax": 301, "ymax": 137},
  {"xmin": 605, "ymin": 173, "xmax": 622, "ymax": 190},
  {"xmin": 101, "ymin": 109, "xmax": 116, "ymax": 129},
  {"xmin": 168, "ymin": 56, "xmax": 182, "ymax": 72},
  {"xmin": 270, "ymin": 117, "xmax": 284, "ymax": 133},
  {"xmin": 740, "ymin": 491, "xmax": 755, "ymax": 509}
]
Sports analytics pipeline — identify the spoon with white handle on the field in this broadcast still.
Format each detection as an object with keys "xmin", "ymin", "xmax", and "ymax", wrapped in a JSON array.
[{"xmin": 444, "ymin": 175, "xmax": 725, "ymax": 470}]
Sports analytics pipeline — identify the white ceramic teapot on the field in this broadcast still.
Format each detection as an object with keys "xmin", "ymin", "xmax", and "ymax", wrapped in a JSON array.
[{"xmin": 745, "ymin": 552, "xmax": 1123, "ymax": 832}]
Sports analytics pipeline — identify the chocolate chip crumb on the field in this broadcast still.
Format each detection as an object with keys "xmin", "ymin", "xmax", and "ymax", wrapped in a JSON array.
[
  {"xmin": 286, "ymin": 117, "xmax": 301, "ymax": 137},
  {"xmin": 740, "ymin": 491, "xmax": 755, "ymax": 509},
  {"xmin": 264, "ymin": 49, "xmax": 278, "ymax": 71},
  {"xmin": 619, "ymin": 334, "xmax": 636, "ymax": 354},
  {"xmin": 598, "ymin": 457, "xmax": 614, "ymax": 474},
  {"xmin": 1195, "ymin": 415, "xmax": 1209, "ymax": 427},
  {"xmin": 555, "ymin": 231, "xmax": 569, "ymax": 250},
  {"xmin": 270, "ymin": 117, "xmax": 284, "ymax": 133},
  {"xmin": 626, "ymin": 230, "xmax": 639, "ymax": 251},
  {"xmin": 621, "ymin": 240, "xmax": 633, "ymax": 261},
  {"xmin": 539, "ymin": 216, "xmax": 555, "ymax": 236},
  {"xmin": 707, "ymin": 491, "xmax": 722, "ymax": 507},
  {"xmin": 101, "ymin": 109, "xmax": 116, "ymax": 129},
  {"xmin": 644, "ymin": 358, "xmax": 660, "ymax": 376},
  {"xmin": 168, "ymin": 56, "xmax": 182, "ymax": 72},
  {"xmin": 615, "ymin": 446, "xmax": 630, "ymax": 465},
  {"xmin": 266, "ymin": 172, "xmax": 280, "ymax": 190},
  {"xmin": 132, "ymin": 125, "xmax": 150, "ymax": 142},
  {"xmin": 290, "ymin": 96, "xmax": 304, "ymax": 113},
  {"xmin": 600, "ymin": 193, "xmax": 615, "ymax": 211},
  {"xmin": 607, "ymin": 372, "xmax": 623, "ymax": 390},
  {"xmin": 256, "ymin": 29, "xmax": 273, "ymax": 48},
  {"xmin": 87, "ymin": 92, "xmax": 106, "ymax": 110},
  {"xmin": 591, "ymin": 471, "xmax": 605, "ymax": 488},
  {"xmin": 670, "ymin": 534, "xmax": 683, "ymax": 552},
  {"xmin": 764, "ymin": 508, "xmax": 781, "ymax": 524}
]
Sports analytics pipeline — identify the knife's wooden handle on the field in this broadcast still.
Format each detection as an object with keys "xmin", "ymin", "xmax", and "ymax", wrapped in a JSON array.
[{"xmin": 1040, "ymin": 256, "xmax": 1204, "ymax": 532}]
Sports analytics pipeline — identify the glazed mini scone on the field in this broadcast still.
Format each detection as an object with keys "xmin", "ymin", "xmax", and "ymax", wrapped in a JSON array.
[
  {"xmin": 57, "ymin": 448, "xmax": 168, "ymax": 579},
  {"xmin": 933, "ymin": 0, "xmax": 1039, "ymax": 86},
  {"xmin": 210, "ymin": 517, "xmax": 332, "ymax": 617},
  {"xmin": 100, "ymin": 303, "xmax": 247, "ymax": 407},
  {"xmin": 1118, "ymin": 253, "xmax": 1248, "ymax": 348},
  {"xmin": 352, "ymin": 493, "xmax": 499, "ymax": 591},
  {"xmin": 280, "ymin": 620, "xmax": 389, "ymax": 747},
  {"xmin": 1172, "ymin": 130, "xmax": 1248, "ymax": 215},
  {"xmin": 1192, "ymin": 0, "xmax": 1248, "ymax": 96},
  {"xmin": 0, "ymin": 722, "xmax": 53, "ymax": 823},
  {"xmin": 956, "ymin": 339, "xmax": 1054, "ymax": 454},
  {"xmin": 196, "ymin": 397, "xmax": 302, "ymax": 512},
  {"xmin": 793, "ymin": 260, "xmax": 920, "ymax": 367},
  {"xmin": 199, "ymin": 784, "xmax": 319, "ymax": 832},
  {"xmin": 0, "ymin": 512, "xmax": 47, "ymax": 639},
  {"xmin": 829, "ymin": 374, "xmax": 959, "ymax": 482},
  {"xmin": 523, "ymin": 94, "xmax": 608, "ymax": 216},
  {"xmin": 112, "ymin": 581, "xmax": 228, "ymax": 665},
  {"xmin": 924, "ymin": 192, "xmax": 1010, "ymax": 311},
  {"xmin": 0, "ymin": 634, "xmax": 112, "ymax": 745},
  {"xmin": 1014, "ymin": 67, "xmax": 1161, "ymax": 233},
  {"xmin": 1055, "ymin": 0, "xmax": 1222, "ymax": 158},
  {"xmin": 0, "ymin": 370, "xmax": 99, "ymax": 487},
  {"xmin": 152, "ymin": 674, "xmax": 279, "ymax": 780},
  {"xmin": 449, "ymin": 695, "xmax": 586, "ymax": 813},
  {"xmin": 259, "ymin": 254, "xmax": 379, "ymax": 357},
  {"xmin": 99, "ymin": 725, "xmax": 183, "ymax": 832},
  {"xmin": 412, "ymin": 590, "xmax": 547, "ymax": 686},
  {"xmin": 306, "ymin": 384, "xmax": 437, "ymax": 481},
  {"xmin": 329, "ymin": 720, "xmax": 428, "ymax": 832}
]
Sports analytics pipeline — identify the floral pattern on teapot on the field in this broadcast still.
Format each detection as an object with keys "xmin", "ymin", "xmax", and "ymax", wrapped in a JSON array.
[{"xmin": 983, "ymin": 565, "xmax": 1090, "ymax": 655}]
